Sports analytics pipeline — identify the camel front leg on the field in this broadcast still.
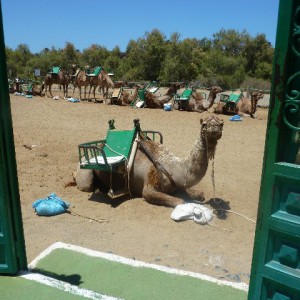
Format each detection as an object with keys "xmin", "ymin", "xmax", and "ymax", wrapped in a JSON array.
[
  {"xmin": 193, "ymin": 108, "xmax": 206, "ymax": 113},
  {"xmin": 142, "ymin": 185, "xmax": 184, "ymax": 208},
  {"xmin": 49, "ymin": 84, "xmax": 53, "ymax": 98},
  {"xmin": 43, "ymin": 84, "xmax": 48, "ymax": 98},
  {"xmin": 64, "ymin": 84, "xmax": 68, "ymax": 99},
  {"xmin": 87, "ymin": 85, "xmax": 92, "ymax": 101},
  {"xmin": 79, "ymin": 87, "xmax": 83, "ymax": 100},
  {"xmin": 184, "ymin": 187, "xmax": 205, "ymax": 202}
]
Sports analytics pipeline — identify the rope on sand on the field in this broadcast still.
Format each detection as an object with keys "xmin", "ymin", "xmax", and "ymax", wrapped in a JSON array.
[
  {"xmin": 68, "ymin": 209, "xmax": 109, "ymax": 224},
  {"xmin": 213, "ymin": 209, "xmax": 256, "ymax": 223}
]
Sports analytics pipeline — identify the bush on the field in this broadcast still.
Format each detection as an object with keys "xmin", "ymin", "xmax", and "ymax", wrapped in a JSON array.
[{"xmin": 240, "ymin": 76, "xmax": 271, "ymax": 92}]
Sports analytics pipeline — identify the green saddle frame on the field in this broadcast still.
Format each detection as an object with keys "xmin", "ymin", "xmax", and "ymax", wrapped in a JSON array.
[{"xmin": 78, "ymin": 120, "xmax": 138, "ymax": 173}]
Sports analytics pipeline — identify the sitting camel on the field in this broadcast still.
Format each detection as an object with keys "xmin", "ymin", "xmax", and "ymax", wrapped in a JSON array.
[
  {"xmin": 144, "ymin": 84, "xmax": 180, "ymax": 108},
  {"xmin": 74, "ymin": 115, "xmax": 224, "ymax": 207},
  {"xmin": 180, "ymin": 86, "xmax": 222, "ymax": 112},
  {"xmin": 116, "ymin": 85, "xmax": 141, "ymax": 106},
  {"xmin": 215, "ymin": 91, "xmax": 264, "ymax": 118}
]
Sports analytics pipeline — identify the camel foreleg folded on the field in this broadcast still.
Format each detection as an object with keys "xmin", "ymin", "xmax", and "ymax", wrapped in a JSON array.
[
  {"xmin": 183, "ymin": 187, "xmax": 205, "ymax": 201},
  {"xmin": 142, "ymin": 185, "xmax": 184, "ymax": 208}
]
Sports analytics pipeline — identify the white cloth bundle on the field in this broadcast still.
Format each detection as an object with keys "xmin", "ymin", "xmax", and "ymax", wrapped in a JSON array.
[{"xmin": 171, "ymin": 203, "xmax": 213, "ymax": 224}]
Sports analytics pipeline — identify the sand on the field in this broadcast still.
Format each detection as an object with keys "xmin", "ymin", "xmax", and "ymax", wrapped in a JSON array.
[{"xmin": 10, "ymin": 88, "xmax": 268, "ymax": 284}]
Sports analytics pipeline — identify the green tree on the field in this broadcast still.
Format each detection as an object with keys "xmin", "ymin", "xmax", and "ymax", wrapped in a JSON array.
[
  {"xmin": 61, "ymin": 42, "xmax": 80, "ymax": 70},
  {"xmin": 212, "ymin": 29, "xmax": 249, "ymax": 56},
  {"xmin": 123, "ymin": 39, "xmax": 145, "ymax": 80},
  {"xmin": 143, "ymin": 29, "xmax": 166, "ymax": 81},
  {"xmin": 104, "ymin": 46, "xmax": 122, "ymax": 78},
  {"xmin": 81, "ymin": 44, "xmax": 110, "ymax": 69},
  {"xmin": 243, "ymin": 34, "xmax": 274, "ymax": 80},
  {"xmin": 204, "ymin": 49, "xmax": 246, "ymax": 88},
  {"xmin": 6, "ymin": 44, "xmax": 33, "ymax": 78}
]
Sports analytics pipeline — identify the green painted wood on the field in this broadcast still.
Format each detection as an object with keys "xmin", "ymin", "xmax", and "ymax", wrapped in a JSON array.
[
  {"xmin": 249, "ymin": 0, "xmax": 300, "ymax": 299},
  {"xmin": 0, "ymin": 2, "xmax": 27, "ymax": 274}
]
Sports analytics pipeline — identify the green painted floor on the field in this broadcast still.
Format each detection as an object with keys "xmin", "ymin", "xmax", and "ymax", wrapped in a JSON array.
[{"xmin": 0, "ymin": 245, "xmax": 248, "ymax": 300}]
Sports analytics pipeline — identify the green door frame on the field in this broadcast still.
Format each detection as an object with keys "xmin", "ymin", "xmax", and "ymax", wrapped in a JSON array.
[
  {"xmin": 0, "ymin": 1, "xmax": 27, "ymax": 274},
  {"xmin": 249, "ymin": 0, "xmax": 300, "ymax": 298}
]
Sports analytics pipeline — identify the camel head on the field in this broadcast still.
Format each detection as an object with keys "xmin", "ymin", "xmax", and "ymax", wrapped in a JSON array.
[
  {"xmin": 210, "ymin": 86, "xmax": 223, "ymax": 95},
  {"xmin": 70, "ymin": 64, "xmax": 77, "ymax": 76},
  {"xmin": 167, "ymin": 84, "xmax": 179, "ymax": 96},
  {"xmin": 200, "ymin": 115, "xmax": 224, "ymax": 144}
]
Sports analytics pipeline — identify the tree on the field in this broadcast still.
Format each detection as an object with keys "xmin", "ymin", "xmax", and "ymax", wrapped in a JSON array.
[
  {"xmin": 81, "ymin": 44, "xmax": 110, "ymax": 69},
  {"xmin": 243, "ymin": 34, "xmax": 274, "ymax": 80},
  {"xmin": 143, "ymin": 29, "xmax": 166, "ymax": 81},
  {"xmin": 62, "ymin": 42, "xmax": 80, "ymax": 69},
  {"xmin": 7, "ymin": 44, "xmax": 33, "ymax": 78},
  {"xmin": 212, "ymin": 29, "xmax": 249, "ymax": 56},
  {"xmin": 204, "ymin": 49, "xmax": 246, "ymax": 88}
]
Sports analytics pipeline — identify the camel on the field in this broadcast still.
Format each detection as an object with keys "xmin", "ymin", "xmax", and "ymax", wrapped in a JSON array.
[
  {"xmin": 89, "ymin": 69, "xmax": 115, "ymax": 102},
  {"xmin": 144, "ymin": 84, "xmax": 179, "ymax": 108},
  {"xmin": 115, "ymin": 84, "xmax": 141, "ymax": 106},
  {"xmin": 43, "ymin": 68, "xmax": 69, "ymax": 98},
  {"xmin": 71, "ymin": 66, "xmax": 92, "ymax": 101},
  {"xmin": 74, "ymin": 115, "xmax": 224, "ymax": 208},
  {"xmin": 177, "ymin": 86, "xmax": 222, "ymax": 112},
  {"xmin": 27, "ymin": 83, "xmax": 44, "ymax": 96},
  {"xmin": 215, "ymin": 91, "xmax": 264, "ymax": 118}
]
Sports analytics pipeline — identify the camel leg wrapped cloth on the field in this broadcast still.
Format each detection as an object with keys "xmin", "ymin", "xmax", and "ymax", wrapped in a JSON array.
[{"xmin": 171, "ymin": 203, "xmax": 213, "ymax": 224}]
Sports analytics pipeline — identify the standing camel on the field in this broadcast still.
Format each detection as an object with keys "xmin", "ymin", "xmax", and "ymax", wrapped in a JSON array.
[
  {"xmin": 72, "ymin": 66, "xmax": 92, "ymax": 101},
  {"xmin": 43, "ymin": 68, "xmax": 69, "ymax": 98},
  {"xmin": 89, "ymin": 69, "xmax": 114, "ymax": 102}
]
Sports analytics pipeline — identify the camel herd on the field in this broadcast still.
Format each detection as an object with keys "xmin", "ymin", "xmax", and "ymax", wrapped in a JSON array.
[
  {"xmin": 8, "ymin": 67, "xmax": 266, "ymax": 208},
  {"xmin": 10, "ymin": 66, "xmax": 264, "ymax": 118},
  {"xmin": 42, "ymin": 65, "xmax": 114, "ymax": 101}
]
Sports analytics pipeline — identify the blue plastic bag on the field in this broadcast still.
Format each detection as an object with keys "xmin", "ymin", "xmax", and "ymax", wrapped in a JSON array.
[
  {"xmin": 229, "ymin": 115, "xmax": 242, "ymax": 121},
  {"xmin": 32, "ymin": 193, "xmax": 70, "ymax": 216},
  {"xmin": 67, "ymin": 97, "xmax": 80, "ymax": 103}
]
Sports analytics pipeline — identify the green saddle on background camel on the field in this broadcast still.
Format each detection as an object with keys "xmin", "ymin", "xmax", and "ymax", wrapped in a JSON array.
[{"xmin": 87, "ymin": 66, "xmax": 102, "ymax": 77}]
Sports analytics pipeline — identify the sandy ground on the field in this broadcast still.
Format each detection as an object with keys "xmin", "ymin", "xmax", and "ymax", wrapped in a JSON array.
[{"xmin": 10, "ymin": 87, "xmax": 268, "ymax": 285}]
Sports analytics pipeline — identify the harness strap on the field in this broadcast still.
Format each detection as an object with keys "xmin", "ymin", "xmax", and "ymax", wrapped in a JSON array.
[{"xmin": 138, "ymin": 140, "xmax": 177, "ymax": 187}]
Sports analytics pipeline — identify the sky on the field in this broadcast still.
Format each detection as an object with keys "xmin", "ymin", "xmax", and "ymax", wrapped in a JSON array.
[{"xmin": 2, "ymin": 0, "xmax": 280, "ymax": 53}]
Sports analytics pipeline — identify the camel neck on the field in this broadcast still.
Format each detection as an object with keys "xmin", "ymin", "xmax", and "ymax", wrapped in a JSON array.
[
  {"xmin": 208, "ymin": 91, "xmax": 216, "ymax": 101},
  {"xmin": 251, "ymin": 99, "xmax": 258, "ymax": 114},
  {"xmin": 203, "ymin": 91, "xmax": 217, "ymax": 109},
  {"xmin": 182, "ymin": 134, "xmax": 212, "ymax": 187}
]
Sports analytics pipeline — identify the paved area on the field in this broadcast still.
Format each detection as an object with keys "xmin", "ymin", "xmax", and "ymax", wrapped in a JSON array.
[{"xmin": 0, "ymin": 242, "xmax": 248, "ymax": 300}]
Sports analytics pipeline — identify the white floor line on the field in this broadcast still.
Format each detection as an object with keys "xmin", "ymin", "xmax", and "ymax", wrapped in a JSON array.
[
  {"xmin": 19, "ymin": 271, "xmax": 122, "ymax": 300},
  {"xmin": 29, "ymin": 241, "xmax": 249, "ymax": 292}
]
